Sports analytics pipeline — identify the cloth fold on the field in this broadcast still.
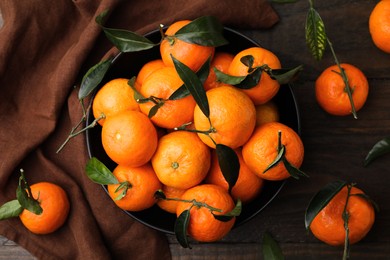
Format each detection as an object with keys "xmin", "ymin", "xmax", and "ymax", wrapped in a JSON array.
[{"xmin": 0, "ymin": 0, "xmax": 279, "ymax": 259}]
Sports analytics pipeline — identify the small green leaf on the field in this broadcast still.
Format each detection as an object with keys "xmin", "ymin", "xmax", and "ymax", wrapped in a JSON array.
[
  {"xmin": 262, "ymin": 232, "xmax": 285, "ymax": 260},
  {"xmin": 264, "ymin": 145, "xmax": 285, "ymax": 173},
  {"xmin": 305, "ymin": 7, "xmax": 327, "ymax": 61},
  {"xmin": 95, "ymin": 9, "xmax": 110, "ymax": 26},
  {"xmin": 282, "ymin": 158, "xmax": 308, "ymax": 179},
  {"xmin": 148, "ymin": 103, "xmax": 163, "ymax": 118},
  {"xmin": 174, "ymin": 16, "xmax": 228, "ymax": 47},
  {"xmin": 78, "ymin": 58, "xmax": 113, "ymax": 100},
  {"xmin": 16, "ymin": 172, "xmax": 42, "ymax": 215},
  {"xmin": 305, "ymin": 180, "xmax": 347, "ymax": 230},
  {"xmin": 85, "ymin": 157, "xmax": 119, "ymax": 185},
  {"xmin": 0, "ymin": 200, "xmax": 23, "ymax": 220},
  {"xmin": 102, "ymin": 28, "xmax": 157, "ymax": 53},
  {"xmin": 214, "ymin": 68, "xmax": 247, "ymax": 85},
  {"xmin": 174, "ymin": 209, "xmax": 192, "ymax": 249},
  {"xmin": 171, "ymin": 55, "xmax": 210, "ymax": 118},
  {"xmin": 364, "ymin": 137, "xmax": 390, "ymax": 166},
  {"xmin": 169, "ymin": 56, "xmax": 211, "ymax": 100},
  {"xmin": 214, "ymin": 67, "xmax": 262, "ymax": 89},
  {"xmin": 216, "ymin": 144, "xmax": 240, "ymax": 193},
  {"xmin": 114, "ymin": 181, "xmax": 130, "ymax": 201},
  {"xmin": 268, "ymin": 65, "xmax": 303, "ymax": 85},
  {"xmin": 154, "ymin": 190, "xmax": 166, "ymax": 200},
  {"xmin": 213, "ymin": 198, "xmax": 242, "ymax": 222},
  {"xmin": 127, "ymin": 77, "xmax": 148, "ymax": 103},
  {"xmin": 240, "ymin": 55, "xmax": 255, "ymax": 70}
]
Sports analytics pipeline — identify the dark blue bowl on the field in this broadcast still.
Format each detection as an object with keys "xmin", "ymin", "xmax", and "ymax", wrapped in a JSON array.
[{"xmin": 86, "ymin": 27, "xmax": 301, "ymax": 235}]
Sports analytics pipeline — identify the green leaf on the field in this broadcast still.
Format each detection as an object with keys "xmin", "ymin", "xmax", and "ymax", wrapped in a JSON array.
[
  {"xmin": 148, "ymin": 103, "xmax": 163, "ymax": 118},
  {"xmin": 95, "ymin": 9, "xmax": 110, "ymax": 26},
  {"xmin": 174, "ymin": 16, "xmax": 228, "ymax": 47},
  {"xmin": 78, "ymin": 58, "xmax": 113, "ymax": 100},
  {"xmin": 154, "ymin": 190, "xmax": 166, "ymax": 200},
  {"xmin": 85, "ymin": 157, "xmax": 119, "ymax": 185},
  {"xmin": 169, "ymin": 56, "xmax": 211, "ymax": 100},
  {"xmin": 264, "ymin": 145, "xmax": 285, "ymax": 173},
  {"xmin": 213, "ymin": 198, "xmax": 242, "ymax": 222},
  {"xmin": 216, "ymin": 144, "xmax": 240, "ymax": 193},
  {"xmin": 305, "ymin": 7, "xmax": 327, "ymax": 61},
  {"xmin": 174, "ymin": 209, "xmax": 192, "ymax": 249},
  {"xmin": 102, "ymin": 28, "xmax": 157, "ymax": 53},
  {"xmin": 127, "ymin": 77, "xmax": 148, "ymax": 103},
  {"xmin": 305, "ymin": 180, "xmax": 347, "ymax": 230},
  {"xmin": 171, "ymin": 55, "xmax": 210, "ymax": 118},
  {"xmin": 364, "ymin": 137, "xmax": 390, "ymax": 166},
  {"xmin": 262, "ymin": 232, "xmax": 285, "ymax": 260},
  {"xmin": 0, "ymin": 200, "xmax": 23, "ymax": 220},
  {"xmin": 114, "ymin": 181, "xmax": 130, "ymax": 201},
  {"xmin": 214, "ymin": 67, "xmax": 262, "ymax": 89},
  {"xmin": 268, "ymin": 65, "xmax": 303, "ymax": 85},
  {"xmin": 16, "ymin": 172, "xmax": 42, "ymax": 215},
  {"xmin": 282, "ymin": 158, "xmax": 308, "ymax": 179},
  {"xmin": 240, "ymin": 55, "xmax": 255, "ymax": 70}
]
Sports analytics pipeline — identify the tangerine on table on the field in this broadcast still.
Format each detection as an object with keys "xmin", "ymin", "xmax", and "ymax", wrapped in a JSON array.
[
  {"xmin": 205, "ymin": 148, "xmax": 264, "ymax": 204},
  {"xmin": 107, "ymin": 164, "xmax": 162, "ymax": 212},
  {"xmin": 19, "ymin": 182, "xmax": 70, "ymax": 235},
  {"xmin": 92, "ymin": 78, "xmax": 140, "ymax": 126},
  {"xmin": 151, "ymin": 131, "xmax": 211, "ymax": 189},
  {"xmin": 135, "ymin": 59, "xmax": 165, "ymax": 88},
  {"xmin": 204, "ymin": 52, "xmax": 234, "ymax": 91},
  {"xmin": 101, "ymin": 110, "xmax": 158, "ymax": 167},
  {"xmin": 315, "ymin": 63, "xmax": 369, "ymax": 116},
  {"xmin": 193, "ymin": 85, "xmax": 256, "ymax": 149},
  {"xmin": 176, "ymin": 184, "xmax": 236, "ymax": 242},
  {"xmin": 160, "ymin": 20, "xmax": 215, "ymax": 72},
  {"xmin": 310, "ymin": 185, "xmax": 375, "ymax": 246},
  {"xmin": 242, "ymin": 122, "xmax": 304, "ymax": 181},
  {"xmin": 139, "ymin": 66, "xmax": 196, "ymax": 129},
  {"xmin": 228, "ymin": 47, "xmax": 281, "ymax": 105},
  {"xmin": 255, "ymin": 100, "xmax": 279, "ymax": 126},
  {"xmin": 156, "ymin": 185, "xmax": 187, "ymax": 214},
  {"xmin": 369, "ymin": 0, "xmax": 390, "ymax": 54}
]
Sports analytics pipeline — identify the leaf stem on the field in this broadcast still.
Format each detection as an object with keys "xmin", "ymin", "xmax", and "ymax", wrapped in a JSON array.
[{"xmin": 326, "ymin": 38, "xmax": 357, "ymax": 119}]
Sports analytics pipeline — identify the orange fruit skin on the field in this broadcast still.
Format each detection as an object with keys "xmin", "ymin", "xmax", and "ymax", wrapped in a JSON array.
[
  {"xmin": 255, "ymin": 101, "xmax": 279, "ymax": 126},
  {"xmin": 205, "ymin": 149, "xmax": 264, "ymax": 204},
  {"xmin": 107, "ymin": 164, "xmax": 162, "ymax": 212},
  {"xmin": 369, "ymin": 0, "xmax": 390, "ymax": 53},
  {"xmin": 242, "ymin": 122, "xmax": 304, "ymax": 181},
  {"xmin": 139, "ymin": 66, "xmax": 196, "ymax": 129},
  {"xmin": 101, "ymin": 110, "xmax": 158, "ymax": 167},
  {"xmin": 135, "ymin": 59, "xmax": 165, "ymax": 87},
  {"xmin": 151, "ymin": 131, "xmax": 211, "ymax": 189},
  {"xmin": 176, "ymin": 184, "xmax": 236, "ymax": 242},
  {"xmin": 156, "ymin": 185, "xmax": 187, "ymax": 214},
  {"xmin": 193, "ymin": 85, "xmax": 256, "ymax": 149},
  {"xmin": 228, "ymin": 47, "xmax": 281, "ymax": 105},
  {"xmin": 204, "ymin": 52, "xmax": 234, "ymax": 91},
  {"xmin": 310, "ymin": 186, "xmax": 375, "ymax": 246},
  {"xmin": 160, "ymin": 20, "xmax": 215, "ymax": 72},
  {"xmin": 19, "ymin": 182, "xmax": 70, "ymax": 235},
  {"xmin": 92, "ymin": 78, "xmax": 140, "ymax": 126},
  {"xmin": 315, "ymin": 63, "xmax": 369, "ymax": 116}
]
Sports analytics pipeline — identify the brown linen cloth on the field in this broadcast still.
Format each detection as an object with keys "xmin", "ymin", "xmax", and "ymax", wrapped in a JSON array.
[{"xmin": 0, "ymin": 0, "xmax": 279, "ymax": 259}]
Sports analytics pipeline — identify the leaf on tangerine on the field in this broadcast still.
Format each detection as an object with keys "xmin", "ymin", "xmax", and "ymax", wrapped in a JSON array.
[
  {"xmin": 268, "ymin": 65, "xmax": 303, "ymax": 85},
  {"xmin": 212, "ymin": 198, "xmax": 242, "ymax": 222},
  {"xmin": 304, "ymin": 180, "xmax": 347, "ymax": 230},
  {"xmin": 174, "ymin": 16, "xmax": 228, "ymax": 47},
  {"xmin": 214, "ymin": 67, "xmax": 262, "ymax": 89},
  {"xmin": 174, "ymin": 209, "xmax": 192, "ymax": 249},
  {"xmin": 216, "ymin": 144, "xmax": 240, "ymax": 193},
  {"xmin": 263, "ymin": 145, "xmax": 285, "ymax": 173},
  {"xmin": 0, "ymin": 200, "xmax": 23, "ymax": 220},
  {"xmin": 85, "ymin": 157, "xmax": 119, "ymax": 185},
  {"xmin": 282, "ymin": 158, "xmax": 308, "ymax": 179}
]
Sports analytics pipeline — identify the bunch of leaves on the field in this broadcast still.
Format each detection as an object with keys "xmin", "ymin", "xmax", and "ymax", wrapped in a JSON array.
[
  {"xmin": 305, "ymin": 0, "xmax": 357, "ymax": 119},
  {"xmin": 57, "ymin": 13, "xmax": 228, "ymax": 153},
  {"xmin": 0, "ymin": 169, "xmax": 43, "ymax": 221},
  {"xmin": 305, "ymin": 180, "xmax": 379, "ymax": 260}
]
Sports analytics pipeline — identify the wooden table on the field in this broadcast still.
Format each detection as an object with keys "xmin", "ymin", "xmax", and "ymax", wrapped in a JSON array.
[{"xmin": 1, "ymin": 0, "xmax": 390, "ymax": 259}]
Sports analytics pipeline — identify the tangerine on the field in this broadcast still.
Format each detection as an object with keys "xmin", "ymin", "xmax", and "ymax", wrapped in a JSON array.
[
  {"xmin": 107, "ymin": 164, "xmax": 162, "ymax": 212},
  {"xmin": 242, "ymin": 122, "xmax": 304, "ymax": 181},
  {"xmin": 135, "ymin": 59, "xmax": 165, "ymax": 88},
  {"xmin": 19, "ymin": 182, "xmax": 70, "ymax": 234},
  {"xmin": 369, "ymin": 0, "xmax": 390, "ymax": 54},
  {"xmin": 176, "ymin": 184, "xmax": 236, "ymax": 242},
  {"xmin": 156, "ymin": 185, "xmax": 187, "ymax": 214},
  {"xmin": 204, "ymin": 52, "xmax": 234, "ymax": 91},
  {"xmin": 255, "ymin": 101, "xmax": 279, "ymax": 126},
  {"xmin": 315, "ymin": 63, "xmax": 369, "ymax": 116},
  {"xmin": 101, "ymin": 110, "xmax": 158, "ymax": 167},
  {"xmin": 310, "ymin": 185, "xmax": 375, "ymax": 246},
  {"xmin": 193, "ymin": 85, "xmax": 256, "ymax": 149},
  {"xmin": 228, "ymin": 47, "xmax": 281, "ymax": 105},
  {"xmin": 151, "ymin": 131, "xmax": 210, "ymax": 189},
  {"xmin": 92, "ymin": 78, "xmax": 140, "ymax": 126},
  {"xmin": 160, "ymin": 20, "xmax": 215, "ymax": 72}
]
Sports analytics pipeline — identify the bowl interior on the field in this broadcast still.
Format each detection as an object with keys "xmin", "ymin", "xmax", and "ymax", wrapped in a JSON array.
[{"xmin": 86, "ymin": 27, "xmax": 301, "ymax": 235}]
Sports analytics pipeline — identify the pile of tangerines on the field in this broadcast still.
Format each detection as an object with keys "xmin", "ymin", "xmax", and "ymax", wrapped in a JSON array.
[{"xmin": 90, "ymin": 18, "xmax": 304, "ymax": 246}]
